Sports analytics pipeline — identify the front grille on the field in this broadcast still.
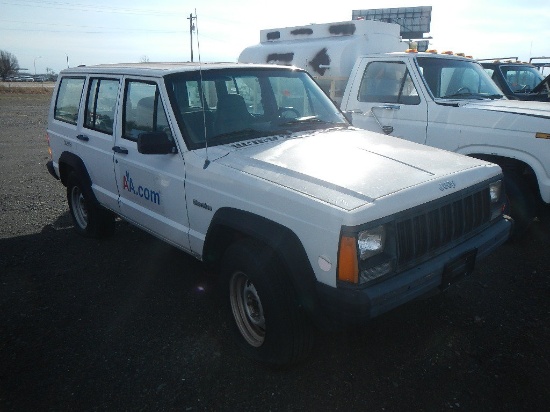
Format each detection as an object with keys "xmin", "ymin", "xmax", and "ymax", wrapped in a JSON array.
[{"xmin": 395, "ymin": 187, "xmax": 491, "ymax": 266}]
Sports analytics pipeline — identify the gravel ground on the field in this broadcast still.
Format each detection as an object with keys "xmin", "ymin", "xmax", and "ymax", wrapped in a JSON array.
[{"xmin": 1, "ymin": 92, "xmax": 549, "ymax": 411}]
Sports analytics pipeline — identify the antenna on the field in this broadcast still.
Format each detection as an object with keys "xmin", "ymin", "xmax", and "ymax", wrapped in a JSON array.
[
  {"xmin": 187, "ymin": 13, "xmax": 196, "ymax": 62},
  {"xmin": 193, "ymin": 9, "xmax": 210, "ymax": 169}
]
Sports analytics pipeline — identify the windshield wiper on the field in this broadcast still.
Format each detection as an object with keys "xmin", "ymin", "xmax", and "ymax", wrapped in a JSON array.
[
  {"xmin": 443, "ymin": 92, "xmax": 505, "ymax": 100},
  {"xmin": 275, "ymin": 116, "xmax": 347, "ymax": 129},
  {"xmin": 443, "ymin": 92, "xmax": 484, "ymax": 100},
  {"xmin": 209, "ymin": 128, "xmax": 272, "ymax": 143}
]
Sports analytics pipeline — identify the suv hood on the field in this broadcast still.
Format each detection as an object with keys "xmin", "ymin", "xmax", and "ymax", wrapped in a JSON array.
[{"xmin": 215, "ymin": 129, "xmax": 489, "ymax": 210}]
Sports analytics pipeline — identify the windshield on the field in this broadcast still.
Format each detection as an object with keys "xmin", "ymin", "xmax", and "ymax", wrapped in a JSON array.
[
  {"xmin": 499, "ymin": 65, "xmax": 544, "ymax": 93},
  {"xmin": 417, "ymin": 57, "xmax": 503, "ymax": 100},
  {"xmin": 165, "ymin": 68, "xmax": 347, "ymax": 149}
]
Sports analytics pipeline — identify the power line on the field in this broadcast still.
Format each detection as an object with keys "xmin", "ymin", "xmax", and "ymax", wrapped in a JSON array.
[
  {"xmin": 0, "ymin": 0, "xmax": 181, "ymax": 16},
  {"xmin": 0, "ymin": 19, "xmax": 185, "ymax": 34}
]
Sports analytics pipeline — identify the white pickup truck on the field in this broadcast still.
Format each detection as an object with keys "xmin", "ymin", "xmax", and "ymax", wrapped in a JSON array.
[
  {"xmin": 240, "ymin": 19, "xmax": 550, "ymax": 236},
  {"xmin": 340, "ymin": 51, "xmax": 550, "ymax": 236}
]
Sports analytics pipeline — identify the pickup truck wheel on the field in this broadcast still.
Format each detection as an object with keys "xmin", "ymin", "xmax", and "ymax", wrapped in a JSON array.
[
  {"xmin": 222, "ymin": 240, "xmax": 313, "ymax": 366},
  {"xmin": 67, "ymin": 172, "xmax": 115, "ymax": 238},
  {"xmin": 504, "ymin": 173, "xmax": 535, "ymax": 239}
]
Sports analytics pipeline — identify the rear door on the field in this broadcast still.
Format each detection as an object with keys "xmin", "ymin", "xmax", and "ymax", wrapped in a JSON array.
[
  {"xmin": 50, "ymin": 75, "xmax": 121, "ymax": 212},
  {"xmin": 112, "ymin": 77, "xmax": 190, "ymax": 250},
  {"xmin": 78, "ymin": 76, "xmax": 122, "ymax": 211},
  {"xmin": 343, "ymin": 58, "xmax": 429, "ymax": 144}
]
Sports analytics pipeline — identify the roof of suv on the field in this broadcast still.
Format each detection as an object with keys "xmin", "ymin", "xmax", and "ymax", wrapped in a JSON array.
[{"xmin": 59, "ymin": 62, "xmax": 292, "ymax": 77}]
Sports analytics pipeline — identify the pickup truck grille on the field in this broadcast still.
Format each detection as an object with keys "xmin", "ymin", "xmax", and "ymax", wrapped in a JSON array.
[{"xmin": 395, "ymin": 187, "xmax": 491, "ymax": 265}]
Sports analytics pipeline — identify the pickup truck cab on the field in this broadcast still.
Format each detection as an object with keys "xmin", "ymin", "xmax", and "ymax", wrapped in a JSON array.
[
  {"xmin": 479, "ymin": 59, "xmax": 550, "ymax": 102},
  {"xmin": 46, "ymin": 62, "xmax": 511, "ymax": 365},
  {"xmin": 341, "ymin": 52, "xmax": 550, "ymax": 235}
]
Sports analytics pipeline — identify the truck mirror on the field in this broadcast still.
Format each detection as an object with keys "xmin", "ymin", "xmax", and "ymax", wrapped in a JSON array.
[{"xmin": 344, "ymin": 112, "xmax": 353, "ymax": 123}]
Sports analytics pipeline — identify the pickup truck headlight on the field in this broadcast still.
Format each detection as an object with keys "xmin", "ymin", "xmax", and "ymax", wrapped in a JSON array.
[
  {"xmin": 338, "ymin": 224, "xmax": 395, "ymax": 285},
  {"xmin": 489, "ymin": 179, "xmax": 504, "ymax": 220},
  {"xmin": 489, "ymin": 180, "xmax": 502, "ymax": 203}
]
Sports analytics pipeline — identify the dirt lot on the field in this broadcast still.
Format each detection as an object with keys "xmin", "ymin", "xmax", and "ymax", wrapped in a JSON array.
[{"xmin": 1, "ymin": 92, "xmax": 549, "ymax": 411}]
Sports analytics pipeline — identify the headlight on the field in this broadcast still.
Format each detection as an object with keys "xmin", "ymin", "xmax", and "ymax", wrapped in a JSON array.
[
  {"xmin": 357, "ymin": 225, "xmax": 386, "ymax": 260},
  {"xmin": 338, "ymin": 224, "xmax": 394, "ymax": 285},
  {"xmin": 489, "ymin": 180, "xmax": 502, "ymax": 203}
]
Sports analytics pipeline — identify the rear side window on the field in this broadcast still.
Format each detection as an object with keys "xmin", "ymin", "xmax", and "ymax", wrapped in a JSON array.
[
  {"xmin": 84, "ymin": 78, "xmax": 119, "ymax": 135},
  {"xmin": 123, "ymin": 80, "xmax": 170, "ymax": 141},
  {"xmin": 54, "ymin": 77, "xmax": 85, "ymax": 124}
]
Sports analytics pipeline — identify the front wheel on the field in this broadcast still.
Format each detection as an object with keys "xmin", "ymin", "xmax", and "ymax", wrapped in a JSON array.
[
  {"xmin": 504, "ymin": 173, "xmax": 536, "ymax": 239},
  {"xmin": 222, "ymin": 240, "xmax": 313, "ymax": 366},
  {"xmin": 67, "ymin": 171, "xmax": 115, "ymax": 238}
]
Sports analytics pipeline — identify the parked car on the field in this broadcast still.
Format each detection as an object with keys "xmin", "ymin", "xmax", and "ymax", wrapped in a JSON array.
[
  {"xmin": 46, "ymin": 62, "xmax": 511, "ymax": 366},
  {"xmin": 479, "ymin": 58, "xmax": 550, "ymax": 101}
]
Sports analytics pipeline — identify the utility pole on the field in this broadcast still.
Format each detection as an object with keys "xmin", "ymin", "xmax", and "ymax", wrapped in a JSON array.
[{"xmin": 187, "ymin": 13, "xmax": 196, "ymax": 62}]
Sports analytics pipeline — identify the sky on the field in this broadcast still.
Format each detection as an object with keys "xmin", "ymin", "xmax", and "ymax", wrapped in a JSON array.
[{"xmin": 1, "ymin": 0, "xmax": 550, "ymax": 75}]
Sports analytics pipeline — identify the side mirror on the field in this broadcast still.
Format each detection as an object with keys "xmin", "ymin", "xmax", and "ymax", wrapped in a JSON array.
[
  {"xmin": 343, "ymin": 111, "xmax": 353, "ymax": 123},
  {"xmin": 343, "ymin": 109, "xmax": 362, "ymax": 124},
  {"xmin": 137, "ymin": 132, "xmax": 178, "ymax": 154}
]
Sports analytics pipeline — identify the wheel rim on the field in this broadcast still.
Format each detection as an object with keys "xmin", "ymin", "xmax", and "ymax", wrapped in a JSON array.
[
  {"xmin": 70, "ymin": 185, "xmax": 88, "ymax": 229},
  {"xmin": 229, "ymin": 271, "xmax": 265, "ymax": 347}
]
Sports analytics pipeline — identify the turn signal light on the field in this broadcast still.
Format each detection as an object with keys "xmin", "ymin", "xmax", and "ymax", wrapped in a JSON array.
[
  {"xmin": 337, "ymin": 235, "xmax": 358, "ymax": 283},
  {"xmin": 45, "ymin": 133, "xmax": 52, "ymax": 158}
]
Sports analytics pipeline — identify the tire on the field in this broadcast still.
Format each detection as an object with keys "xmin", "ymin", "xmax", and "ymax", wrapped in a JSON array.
[
  {"xmin": 504, "ymin": 173, "xmax": 536, "ymax": 239},
  {"xmin": 221, "ymin": 240, "xmax": 313, "ymax": 366},
  {"xmin": 66, "ymin": 171, "xmax": 115, "ymax": 238}
]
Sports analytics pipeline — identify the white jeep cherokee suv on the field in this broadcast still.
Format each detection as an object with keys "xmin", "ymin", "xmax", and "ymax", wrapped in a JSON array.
[{"xmin": 46, "ymin": 62, "xmax": 511, "ymax": 365}]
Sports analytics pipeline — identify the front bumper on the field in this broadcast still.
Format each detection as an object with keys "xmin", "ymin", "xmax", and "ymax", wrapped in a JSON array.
[{"xmin": 314, "ymin": 215, "xmax": 512, "ymax": 327}]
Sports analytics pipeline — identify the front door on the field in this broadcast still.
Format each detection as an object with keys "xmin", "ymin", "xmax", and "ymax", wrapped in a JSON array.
[
  {"xmin": 344, "ymin": 59, "xmax": 429, "ymax": 144},
  {"xmin": 112, "ymin": 78, "xmax": 190, "ymax": 250}
]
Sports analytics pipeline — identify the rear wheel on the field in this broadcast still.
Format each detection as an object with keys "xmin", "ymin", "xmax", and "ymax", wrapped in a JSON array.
[
  {"xmin": 67, "ymin": 171, "xmax": 115, "ymax": 238},
  {"xmin": 222, "ymin": 240, "xmax": 313, "ymax": 366}
]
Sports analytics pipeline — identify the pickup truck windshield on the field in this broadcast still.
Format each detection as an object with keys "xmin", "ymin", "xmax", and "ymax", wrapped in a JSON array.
[
  {"xmin": 165, "ymin": 68, "xmax": 348, "ymax": 149},
  {"xmin": 417, "ymin": 57, "xmax": 503, "ymax": 100},
  {"xmin": 496, "ymin": 64, "xmax": 544, "ymax": 93}
]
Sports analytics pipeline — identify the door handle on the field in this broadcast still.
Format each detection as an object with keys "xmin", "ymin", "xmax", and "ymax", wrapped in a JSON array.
[
  {"xmin": 76, "ymin": 134, "xmax": 89, "ymax": 141},
  {"xmin": 345, "ymin": 109, "xmax": 364, "ymax": 115},
  {"xmin": 112, "ymin": 146, "xmax": 128, "ymax": 154},
  {"xmin": 378, "ymin": 104, "xmax": 401, "ymax": 111},
  {"xmin": 370, "ymin": 105, "xmax": 401, "ymax": 135}
]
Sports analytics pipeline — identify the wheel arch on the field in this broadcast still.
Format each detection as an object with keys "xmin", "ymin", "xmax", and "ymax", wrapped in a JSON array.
[
  {"xmin": 203, "ymin": 207, "xmax": 320, "ymax": 316},
  {"xmin": 58, "ymin": 151, "xmax": 99, "ymax": 205},
  {"xmin": 468, "ymin": 153, "xmax": 539, "ymax": 193}
]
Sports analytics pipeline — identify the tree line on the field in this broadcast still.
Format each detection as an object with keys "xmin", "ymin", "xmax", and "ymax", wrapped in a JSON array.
[
  {"xmin": 0, "ymin": 50, "xmax": 20, "ymax": 81},
  {"xmin": 0, "ymin": 50, "xmax": 57, "ymax": 81}
]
